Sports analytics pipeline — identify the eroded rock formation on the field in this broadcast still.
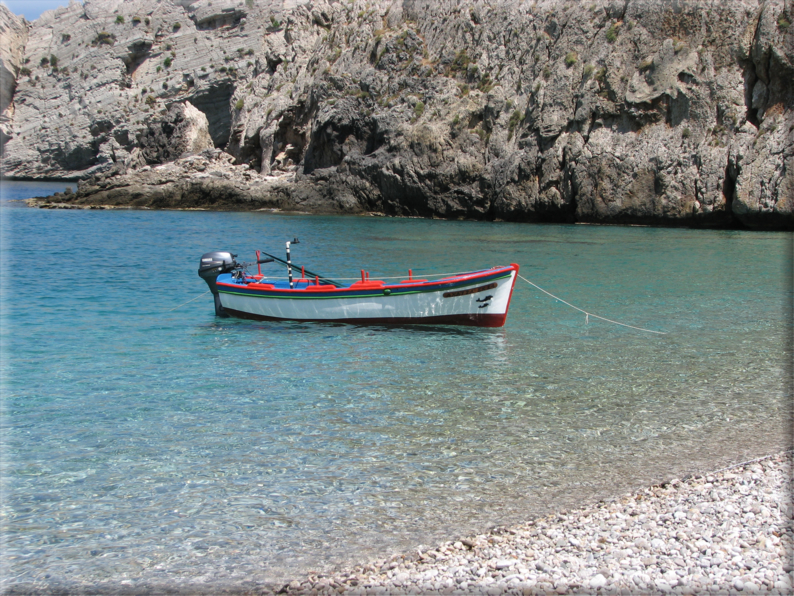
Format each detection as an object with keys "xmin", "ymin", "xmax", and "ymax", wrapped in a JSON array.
[
  {"xmin": 0, "ymin": 6, "xmax": 28, "ymax": 151},
  {"xmin": 2, "ymin": 0, "xmax": 793, "ymax": 228},
  {"xmin": 136, "ymin": 100, "xmax": 214, "ymax": 166}
]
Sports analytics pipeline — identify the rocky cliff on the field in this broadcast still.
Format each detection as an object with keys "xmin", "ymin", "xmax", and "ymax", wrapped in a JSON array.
[
  {"xmin": 3, "ymin": 0, "xmax": 793, "ymax": 229},
  {"xmin": 0, "ymin": 5, "xmax": 28, "ymax": 148}
]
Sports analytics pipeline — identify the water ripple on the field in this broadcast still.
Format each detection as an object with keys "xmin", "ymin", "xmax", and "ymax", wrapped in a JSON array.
[{"xmin": 1, "ymin": 197, "xmax": 790, "ymax": 590}]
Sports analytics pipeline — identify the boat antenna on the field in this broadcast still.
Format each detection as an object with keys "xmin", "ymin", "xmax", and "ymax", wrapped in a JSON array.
[
  {"xmin": 286, "ymin": 240, "xmax": 294, "ymax": 289},
  {"xmin": 258, "ymin": 249, "xmax": 344, "ymax": 288}
]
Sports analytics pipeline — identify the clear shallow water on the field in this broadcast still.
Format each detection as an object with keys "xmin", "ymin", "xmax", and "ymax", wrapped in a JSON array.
[{"xmin": 1, "ymin": 183, "xmax": 791, "ymax": 591}]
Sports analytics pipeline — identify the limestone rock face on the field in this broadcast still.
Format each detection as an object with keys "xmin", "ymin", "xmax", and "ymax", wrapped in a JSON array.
[
  {"xmin": 139, "ymin": 101, "xmax": 213, "ymax": 165},
  {"xmin": 0, "ymin": 0, "xmax": 260, "ymax": 178},
  {"xmin": 0, "ymin": 4, "xmax": 28, "ymax": 151},
  {"xmin": 2, "ymin": 0, "xmax": 792, "ymax": 229}
]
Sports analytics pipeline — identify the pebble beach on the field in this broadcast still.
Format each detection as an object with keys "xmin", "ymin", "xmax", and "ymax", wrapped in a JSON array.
[{"xmin": 281, "ymin": 452, "xmax": 793, "ymax": 595}]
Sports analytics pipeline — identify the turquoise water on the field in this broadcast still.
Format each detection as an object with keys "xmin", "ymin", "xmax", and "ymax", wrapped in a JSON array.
[{"xmin": 1, "ymin": 183, "xmax": 791, "ymax": 591}]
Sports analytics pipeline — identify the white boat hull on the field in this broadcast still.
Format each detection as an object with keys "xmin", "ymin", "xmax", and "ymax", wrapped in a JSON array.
[{"xmin": 215, "ymin": 265, "xmax": 519, "ymax": 327}]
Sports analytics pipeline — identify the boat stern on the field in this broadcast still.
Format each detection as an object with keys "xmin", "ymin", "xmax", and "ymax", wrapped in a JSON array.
[{"xmin": 198, "ymin": 251, "xmax": 238, "ymax": 316}]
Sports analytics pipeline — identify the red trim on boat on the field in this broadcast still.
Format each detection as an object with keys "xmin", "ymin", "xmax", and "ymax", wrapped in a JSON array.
[
  {"xmin": 218, "ymin": 265, "xmax": 515, "ymax": 295},
  {"xmin": 222, "ymin": 309, "xmax": 509, "ymax": 328},
  {"xmin": 349, "ymin": 280, "xmax": 385, "ymax": 289}
]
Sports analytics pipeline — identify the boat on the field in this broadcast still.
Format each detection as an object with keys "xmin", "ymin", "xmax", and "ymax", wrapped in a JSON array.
[{"xmin": 198, "ymin": 242, "xmax": 519, "ymax": 327}]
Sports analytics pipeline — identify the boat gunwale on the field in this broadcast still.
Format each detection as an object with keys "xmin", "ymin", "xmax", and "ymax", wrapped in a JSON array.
[{"xmin": 216, "ymin": 265, "xmax": 518, "ymax": 300}]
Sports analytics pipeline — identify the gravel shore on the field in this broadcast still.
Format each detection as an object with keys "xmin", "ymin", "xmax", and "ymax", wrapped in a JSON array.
[{"xmin": 281, "ymin": 452, "xmax": 792, "ymax": 595}]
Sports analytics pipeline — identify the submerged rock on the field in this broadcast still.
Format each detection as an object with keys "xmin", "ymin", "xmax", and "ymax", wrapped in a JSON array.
[{"xmin": 2, "ymin": 0, "xmax": 792, "ymax": 229}]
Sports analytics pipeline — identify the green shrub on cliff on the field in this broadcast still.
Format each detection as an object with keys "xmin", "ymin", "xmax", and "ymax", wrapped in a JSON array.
[
  {"xmin": 450, "ymin": 49, "xmax": 471, "ymax": 74},
  {"xmin": 477, "ymin": 75, "xmax": 493, "ymax": 92},
  {"xmin": 508, "ymin": 109, "xmax": 523, "ymax": 140},
  {"xmin": 116, "ymin": 15, "xmax": 124, "ymax": 24},
  {"xmin": 606, "ymin": 23, "xmax": 620, "ymax": 43},
  {"xmin": 235, "ymin": 98, "xmax": 245, "ymax": 110},
  {"xmin": 93, "ymin": 32, "xmax": 116, "ymax": 46},
  {"xmin": 414, "ymin": 101, "xmax": 425, "ymax": 119},
  {"xmin": 565, "ymin": 52, "xmax": 577, "ymax": 67},
  {"xmin": 594, "ymin": 67, "xmax": 607, "ymax": 82},
  {"xmin": 778, "ymin": 15, "xmax": 791, "ymax": 29}
]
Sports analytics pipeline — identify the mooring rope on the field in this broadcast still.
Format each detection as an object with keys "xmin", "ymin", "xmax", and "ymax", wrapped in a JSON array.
[
  {"xmin": 517, "ymin": 274, "xmax": 667, "ymax": 335},
  {"xmin": 709, "ymin": 450, "xmax": 793, "ymax": 476},
  {"xmin": 169, "ymin": 290, "xmax": 210, "ymax": 312}
]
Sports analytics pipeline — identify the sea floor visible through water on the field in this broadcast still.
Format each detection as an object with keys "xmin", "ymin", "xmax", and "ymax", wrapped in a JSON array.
[{"xmin": 0, "ymin": 182, "xmax": 791, "ymax": 592}]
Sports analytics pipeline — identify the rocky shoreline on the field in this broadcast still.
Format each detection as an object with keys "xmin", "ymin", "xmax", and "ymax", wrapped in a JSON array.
[
  {"xmin": 277, "ymin": 452, "xmax": 792, "ymax": 595},
  {"xmin": 2, "ymin": 0, "xmax": 792, "ymax": 229},
  {"xmin": 20, "ymin": 148, "xmax": 369, "ymax": 215}
]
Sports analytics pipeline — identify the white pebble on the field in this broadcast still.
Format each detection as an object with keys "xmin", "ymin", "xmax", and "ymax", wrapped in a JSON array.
[
  {"xmin": 287, "ymin": 453, "xmax": 791, "ymax": 595},
  {"xmin": 590, "ymin": 573, "xmax": 607, "ymax": 588}
]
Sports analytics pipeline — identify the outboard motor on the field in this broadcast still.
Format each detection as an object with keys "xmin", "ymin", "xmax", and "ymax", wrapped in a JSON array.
[{"xmin": 198, "ymin": 251, "xmax": 237, "ymax": 316}]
